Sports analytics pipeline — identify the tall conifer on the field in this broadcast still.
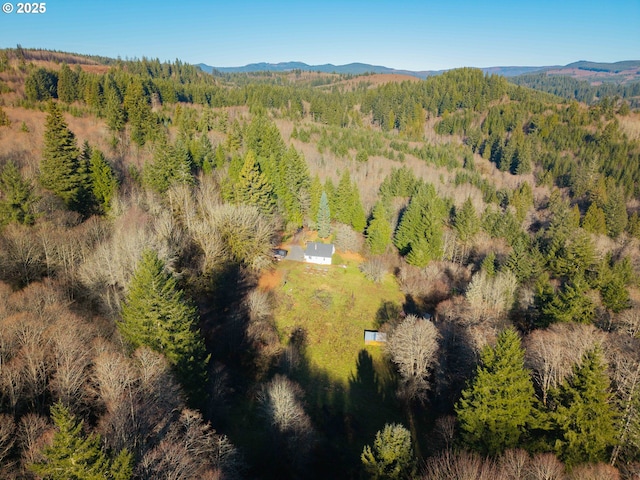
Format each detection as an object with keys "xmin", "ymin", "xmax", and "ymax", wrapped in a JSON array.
[
  {"xmin": 30, "ymin": 402, "xmax": 132, "ymax": 480},
  {"xmin": 551, "ymin": 347, "xmax": 618, "ymax": 466},
  {"xmin": 0, "ymin": 161, "xmax": 36, "ymax": 225},
  {"xmin": 40, "ymin": 101, "xmax": 88, "ymax": 212},
  {"xmin": 238, "ymin": 150, "xmax": 275, "ymax": 215},
  {"xmin": 317, "ymin": 191, "xmax": 331, "ymax": 239},
  {"xmin": 119, "ymin": 249, "xmax": 209, "ymax": 400},
  {"xmin": 455, "ymin": 328, "xmax": 536, "ymax": 455},
  {"xmin": 366, "ymin": 201, "xmax": 392, "ymax": 255},
  {"xmin": 393, "ymin": 183, "xmax": 446, "ymax": 267}
]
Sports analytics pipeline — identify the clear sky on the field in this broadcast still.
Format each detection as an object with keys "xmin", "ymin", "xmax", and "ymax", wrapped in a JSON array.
[{"xmin": 0, "ymin": 0, "xmax": 638, "ymax": 71}]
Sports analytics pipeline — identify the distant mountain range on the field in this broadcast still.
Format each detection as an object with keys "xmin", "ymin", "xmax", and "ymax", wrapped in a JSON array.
[
  {"xmin": 196, "ymin": 61, "xmax": 549, "ymax": 78},
  {"xmin": 197, "ymin": 60, "xmax": 640, "ymax": 82}
]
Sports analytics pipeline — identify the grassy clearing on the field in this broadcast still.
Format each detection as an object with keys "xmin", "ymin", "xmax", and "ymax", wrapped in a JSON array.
[
  {"xmin": 272, "ymin": 258, "xmax": 404, "ymax": 387},
  {"xmin": 269, "ymin": 256, "xmax": 408, "ymax": 469}
]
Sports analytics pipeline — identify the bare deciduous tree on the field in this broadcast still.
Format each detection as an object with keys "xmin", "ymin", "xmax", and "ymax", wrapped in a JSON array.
[
  {"xmin": 333, "ymin": 222, "xmax": 363, "ymax": 253},
  {"xmin": 566, "ymin": 463, "xmax": 619, "ymax": 480},
  {"xmin": 139, "ymin": 408, "xmax": 243, "ymax": 480},
  {"xmin": 360, "ymin": 257, "xmax": 387, "ymax": 283},
  {"xmin": 258, "ymin": 374, "xmax": 315, "ymax": 470},
  {"xmin": 139, "ymin": 438, "xmax": 201, "ymax": 480},
  {"xmin": 258, "ymin": 375, "xmax": 313, "ymax": 438},
  {"xmin": 433, "ymin": 415, "xmax": 456, "ymax": 451},
  {"xmin": 0, "ymin": 414, "xmax": 16, "ymax": 470},
  {"xmin": 0, "ymin": 348, "xmax": 25, "ymax": 414},
  {"xmin": 496, "ymin": 448, "xmax": 529, "ymax": 480},
  {"xmin": 615, "ymin": 305, "xmax": 640, "ymax": 337},
  {"xmin": 245, "ymin": 289, "xmax": 281, "ymax": 375},
  {"xmin": 604, "ymin": 333, "xmax": 640, "ymax": 465},
  {"xmin": 245, "ymin": 289, "xmax": 272, "ymax": 323},
  {"xmin": 465, "ymin": 269, "xmax": 518, "ymax": 323},
  {"xmin": 525, "ymin": 322, "xmax": 603, "ymax": 406},
  {"xmin": 92, "ymin": 349, "xmax": 136, "ymax": 414},
  {"xmin": 422, "ymin": 450, "xmax": 497, "ymax": 480},
  {"xmin": 0, "ymin": 224, "xmax": 46, "ymax": 286},
  {"xmin": 7, "ymin": 279, "xmax": 66, "ymax": 320},
  {"xmin": 387, "ymin": 314, "xmax": 440, "ymax": 402},
  {"xmin": 191, "ymin": 203, "xmax": 275, "ymax": 272},
  {"xmin": 49, "ymin": 313, "xmax": 95, "ymax": 407},
  {"xmin": 18, "ymin": 413, "xmax": 49, "ymax": 469},
  {"xmin": 77, "ymin": 200, "xmax": 184, "ymax": 315},
  {"xmin": 526, "ymin": 452, "xmax": 564, "ymax": 480}
]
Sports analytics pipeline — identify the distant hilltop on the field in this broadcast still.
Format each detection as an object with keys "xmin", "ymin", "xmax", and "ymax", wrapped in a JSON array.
[{"xmin": 197, "ymin": 60, "xmax": 640, "ymax": 81}]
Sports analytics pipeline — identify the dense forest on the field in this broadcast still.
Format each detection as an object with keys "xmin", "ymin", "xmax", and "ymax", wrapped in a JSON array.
[
  {"xmin": 509, "ymin": 71, "xmax": 640, "ymax": 108},
  {"xmin": 1, "ymin": 47, "xmax": 640, "ymax": 479}
]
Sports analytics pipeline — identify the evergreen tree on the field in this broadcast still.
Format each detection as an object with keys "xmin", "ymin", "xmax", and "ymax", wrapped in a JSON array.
[
  {"xmin": 40, "ymin": 101, "xmax": 89, "ymax": 212},
  {"xmin": 244, "ymin": 115, "xmax": 286, "ymax": 161},
  {"xmin": 279, "ymin": 146, "xmax": 311, "ymax": 227},
  {"xmin": 190, "ymin": 133, "xmax": 215, "ymax": 172},
  {"xmin": 0, "ymin": 161, "xmax": 37, "ymax": 225},
  {"xmin": 393, "ymin": 183, "xmax": 447, "ymax": 267},
  {"xmin": 143, "ymin": 137, "xmax": 193, "ymax": 194},
  {"xmin": 537, "ymin": 275, "xmax": 595, "ymax": 325},
  {"xmin": 366, "ymin": 201, "xmax": 393, "ymax": 255},
  {"xmin": 551, "ymin": 348, "xmax": 618, "ymax": 466},
  {"xmin": 57, "ymin": 64, "xmax": 79, "ymax": 104},
  {"xmin": 88, "ymin": 149, "xmax": 118, "ymax": 214},
  {"xmin": 546, "ymin": 228, "xmax": 596, "ymax": 278},
  {"xmin": 123, "ymin": 78, "xmax": 153, "ymax": 146},
  {"xmin": 30, "ymin": 402, "xmax": 132, "ymax": 480},
  {"xmin": 334, "ymin": 170, "xmax": 354, "ymax": 225},
  {"xmin": 226, "ymin": 119, "xmax": 243, "ymax": 152},
  {"xmin": 481, "ymin": 251, "xmax": 496, "ymax": 277},
  {"xmin": 0, "ymin": 105, "xmax": 10, "ymax": 126},
  {"xmin": 317, "ymin": 191, "xmax": 331, "ymax": 239},
  {"xmin": 237, "ymin": 150, "xmax": 275, "ymax": 215},
  {"xmin": 332, "ymin": 170, "xmax": 366, "ymax": 231},
  {"xmin": 104, "ymin": 86, "xmax": 125, "ymax": 134},
  {"xmin": 25, "ymin": 67, "xmax": 58, "ymax": 102},
  {"xmin": 455, "ymin": 328, "xmax": 536, "ymax": 455},
  {"xmin": 82, "ymin": 75, "xmax": 103, "ymax": 112},
  {"xmin": 505, "ymin": 233, "xmax": 543, "ymax": 283},
  {"xmin": 454, "ymin": 197, "xmax": 480, "ymax": 243},
  {"xmin": 324, "ymin": 178, "xmax": 337, "ymax": 218},
  {"xmin": 511, "ymin": 182, "xmax": 534, "ymax": 222},
  {"xmin": 598, "ymin": 257, "xmax": 632, "ymax": 313},
  {"xmin": 350, "ymin": 183, "xmax": 367, "ymax": 233},
  {"xmin": 309, "ymin": 174, "xmax": 323, "ymax": 223},
  {"xmin": 109, "ymin": 450, "xmax": 134, "ymax": 480},
  {"xmin": 361, "ymin": 423, "xmax": 415, "ymax": 480},
  {"xmin": 604, "ymin": 187, "xmax": 628, "ymax": 238},
  {"xmin": 119, "ymin": 249, "xmax": 209, "ymax": 399},
  {"xmin": 582, "ymin": 202, "xmax": 607, "ymax": 235}
]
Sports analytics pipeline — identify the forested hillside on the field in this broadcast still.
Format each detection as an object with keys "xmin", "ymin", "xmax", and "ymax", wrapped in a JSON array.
[
  {"xmin": 2, "ymin": 47, "xmax": 640, "ymax": 479},
  {"xmin": 510, "ymin": 71, "xmax": 640, "ymax": 107}
]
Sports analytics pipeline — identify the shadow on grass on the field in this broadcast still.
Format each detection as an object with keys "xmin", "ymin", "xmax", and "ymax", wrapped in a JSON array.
[
  {"xmin": 375, "ymin": 300, "xmax": 403, "ymax": 329},
  {"xmin": 226, "ymin": 324, "xmax": 407, "ymax": 480},
  {"xmin": 288, "ymin": 339, "xmax": 402, "ymax": 480},
  {"xmin": 217, "ymin": 282, "xmax": 430, "ymax": 479}
]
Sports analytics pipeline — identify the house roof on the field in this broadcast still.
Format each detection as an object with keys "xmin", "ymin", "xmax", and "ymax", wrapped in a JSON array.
[{"xmin": 304, "ymin": 242, "xmax": 334, "ymax": 258}]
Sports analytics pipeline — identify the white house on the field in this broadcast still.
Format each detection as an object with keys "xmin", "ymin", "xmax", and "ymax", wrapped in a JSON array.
[{"xmin": 303, "ymin": 242, "xmax": 335, "ymax": 265}]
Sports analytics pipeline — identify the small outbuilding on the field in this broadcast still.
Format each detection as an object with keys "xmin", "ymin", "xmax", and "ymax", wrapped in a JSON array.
[
  {"xmin": 304, "ymin": 242, "xmax": 335, "ymax": 265},
  {"xmin": 364, "ymin": 330, "xmax": 387, "ymax": 346}
]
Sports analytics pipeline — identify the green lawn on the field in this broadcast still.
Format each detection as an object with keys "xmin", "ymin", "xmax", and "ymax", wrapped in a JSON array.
[
  {"xmin": 273, "ymin": 258, "xmax": 404, "ymax": 386},
  {"xmin": 270, "ymin": 258, "xmax": 408, "ymax": 468}
]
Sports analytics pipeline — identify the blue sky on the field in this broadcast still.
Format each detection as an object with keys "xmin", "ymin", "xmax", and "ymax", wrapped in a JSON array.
[{"xmin": 0, "ymin": 0, "xmax": 638, "ymax": 70}]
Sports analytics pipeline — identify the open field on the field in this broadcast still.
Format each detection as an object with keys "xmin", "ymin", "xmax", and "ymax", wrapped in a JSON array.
[
  {"xmin": 265, "ymin": 256, "xmax": 410, "ymax": 465},
  {"xmin": 271, "ymin": 257, "xmax": 404, "ymax": 386}
]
